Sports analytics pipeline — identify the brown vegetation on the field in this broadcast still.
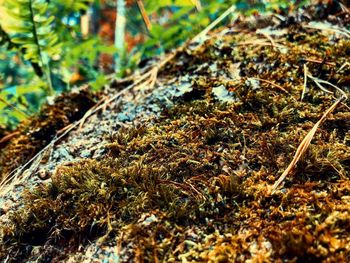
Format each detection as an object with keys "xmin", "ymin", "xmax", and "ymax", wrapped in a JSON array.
[{"xmin": 1, "ymin": 2, "xmax": 350, "ymax": 262}]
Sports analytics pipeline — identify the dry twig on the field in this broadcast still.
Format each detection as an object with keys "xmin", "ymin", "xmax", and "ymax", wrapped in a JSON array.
[
  {"xmin": 191, "ymin": 5, "xmax": 236, "ymax": 43},
  {"xmin": 190, "ymin": 0, "xmax": 202, "ymax": 11},
  {"xmin": 0, "ymin": 97, "xmax": 29, "ymax": 118},
  {"xmin": 0, "ymin": 131, "xmax": 20, "ymax": 145},
  {"xmin": 271, "ymin": 97, "xmax": 345, "ymax": 193},
  {"xmin": 236, "ymin": 40, "xmax": 286, "ymax": 49},
  {"xmin": 304, "ymin": 22, "xmax": 350, "ymax": 38},
  {"xmin": 251, "ymin": 77, "xmax": 289, "ymax": 93},
  {"xmin": 301, "ymin": 64, "xmax": 308, "ymax": 101},
  {"xmin": 259, "ymin": 32, "xmax": 276, "ymax": 49},
  {"xmin": 337, "ymin": 61, "xmax": 350, "ymax": 72},
  {"xmin": 303, "ymin": 58, "xmax": 336, "ymax": 66},
  {"xmin": 272, "ymin": 75, "xmax": 347, "ymax": 193},
  {"xmin": 136, "ymin": 0, "xmax": 152, "ymax": 32}
]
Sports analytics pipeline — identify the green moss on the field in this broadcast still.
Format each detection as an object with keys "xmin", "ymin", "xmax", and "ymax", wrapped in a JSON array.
[
  {"xmin": 1, "ymin": 3, "xmax": 350, "ymax": 262},
  {"xmin": 2, "ymin": 88, "xmax": 349, "ymax": 261}
]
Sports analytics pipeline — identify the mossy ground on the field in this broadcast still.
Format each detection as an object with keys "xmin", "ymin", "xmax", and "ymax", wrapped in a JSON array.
[
  {"xmin": 1, "ymin": 3, "xmax": 350, "ymax": 262},
  {"xmin": 0, "ymin": 89, "xmax": 97, "ymax": 180}
]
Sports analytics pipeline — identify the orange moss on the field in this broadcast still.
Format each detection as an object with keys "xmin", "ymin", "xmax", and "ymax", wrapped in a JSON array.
[{"xmin": 1, "ymin": 2, "xmax": 350, "ymax": 262}]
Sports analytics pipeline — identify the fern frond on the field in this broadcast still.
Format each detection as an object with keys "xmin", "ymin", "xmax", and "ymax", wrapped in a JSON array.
[
  {"xmin": 0, "ymin": 25, "xmax": 15, "ymax": 48},
  {"xmin": 0, "ymin": 25, "xmax": 43, "ymax": 76},
  {"xmin": 5, "ymin": 0, "xmax": 61, "ymax": 61},
  {"xmin": 3, "ymin": 0, "xmax": 61, "ymax": 93}
]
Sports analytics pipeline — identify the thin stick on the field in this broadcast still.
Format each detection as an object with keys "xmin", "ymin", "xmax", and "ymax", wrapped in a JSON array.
[
  {"xmin": 308, "ymin": 75, "xmax": 347, "ymax": 99},
  {"xmin": 0, "ymin": 97, "xmax": 29, "ymax": 118},
  {"xmin": 251, "ymin": 77, "xmax": 289, "ymax": 93},
  {"xmin": 190, "ymin": 0, "xmax": 202, "ymax": 11},
  {"xmin": 136, "ymin": 0, "xmax": 152, "ymax": 32},
  {"xmin": 271, "ymin": 97, "xmax": 344, "ymax": 193},
  {"xmin": 191, "ymin": 5, "xmax": 236, "ymax": 43},
  {"xmin": 337, "ymin": 62, "xmax": 349, "ymax": 73},
  {"xmin": 339, "ymin": 2, "xmax": 349, "ymax": 13},
  {"xmin": 271, "ymin": 74, "xmax": 347, "ymax": 193},
  {"xmin": 304, "ymin": 23, "xmax": 350, "ymax": 38},
  {"xmin": 303, "ymin": 58, "xmax": 335, "ymax": 66},
  {"xmin": 0, "ymin": 131, "xmax": 20, "ymax": 144},
  {"xmin": 115, "ymin": 0, "xmax": 126, "ymax": 73},
  {"xmin": 78, "ymin": 95, "xmax": 109, "ymax": 131},
  {"xmin": 259, "ymin": 32, "xmax": 276, "ymax": 49},
  {"xmin": 301, "ymin": 64, "xmax": 308, "ymax": 101},
  {"xmin": 236, "ymin": 40, "xmax": 286, "ymax": 49}
]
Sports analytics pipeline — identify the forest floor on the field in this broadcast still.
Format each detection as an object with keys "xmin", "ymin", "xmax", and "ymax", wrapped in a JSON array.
[{"xmin": 0, "ymin": 2, "xmax": 350, "ymax": 262}]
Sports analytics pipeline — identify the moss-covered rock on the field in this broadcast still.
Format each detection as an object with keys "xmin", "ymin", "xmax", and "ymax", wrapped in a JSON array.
[{"xmin": 1, "ymin": 2, "xmax": 350, "ymax": 262}]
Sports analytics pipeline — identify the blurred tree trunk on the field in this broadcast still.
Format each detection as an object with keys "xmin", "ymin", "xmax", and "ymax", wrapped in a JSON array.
[{"xmin": 115, "ymin": 0, "xmax": 126, "ymax": 74}]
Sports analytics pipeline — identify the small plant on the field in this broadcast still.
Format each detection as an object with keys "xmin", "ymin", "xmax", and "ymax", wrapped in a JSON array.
[{"xmin": 2, "ymin": 0, "xmax": 61, "ymax": 94}]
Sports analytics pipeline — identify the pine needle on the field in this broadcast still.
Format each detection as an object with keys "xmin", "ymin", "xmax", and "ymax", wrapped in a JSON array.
[
  {"xmin": 301, "ymin": 64, "xmax": 308, "ymax": 101},
  {"xmin": 272, "ymin": 72, "xmax": 347, "ymax": 194},
  {"xmin": 136, "ymin": 0, "xmax": 152, "ymax": 32},
  {"xmin": 271, "ymin": 96, "xmax": 345, "ymax": 194},
  {"xmin": 251, "ymin": 77, "xmax": 289, "ymax": 93},
  {"xmin": 191, "ymin": 5, "xmax": 236, "ymax": 43},
  {"xmin": 0, "ymin": 97, "xmax": 29, "ymax": 118}
]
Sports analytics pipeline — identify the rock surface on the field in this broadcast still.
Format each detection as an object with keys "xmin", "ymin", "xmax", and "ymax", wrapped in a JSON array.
[{"xmin": 1, "ymin": 2, "xmax": 350, "ymax": 262}]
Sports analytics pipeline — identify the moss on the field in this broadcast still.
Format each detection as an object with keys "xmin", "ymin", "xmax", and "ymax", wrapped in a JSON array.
[
  {"xmin": 2, "ymin": 91, "xmax": 349, "ymax": 261},
  {"xmin": 1, "ymin": 2, "xmax": 350, "ymax": 262}
]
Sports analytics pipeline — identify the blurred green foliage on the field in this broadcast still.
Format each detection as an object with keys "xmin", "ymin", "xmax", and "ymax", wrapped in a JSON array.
[{"xmin": 0, "ymin": 0, "xmax": 306, "ymax": 130}]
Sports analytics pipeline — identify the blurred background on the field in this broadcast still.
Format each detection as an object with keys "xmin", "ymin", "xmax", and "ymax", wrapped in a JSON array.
[{"xmin": 0, "ymin": 0, "xmax": 304, "ymax": 130}]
